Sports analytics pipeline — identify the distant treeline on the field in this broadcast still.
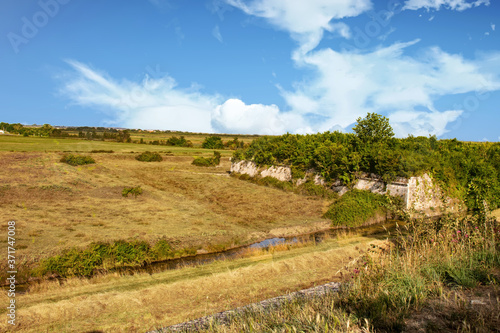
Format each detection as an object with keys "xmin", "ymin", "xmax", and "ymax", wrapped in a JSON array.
[
  {"xmin": 233, "ymin": 113, "xmax": 500, "ymax": 213},
  {"xmin": 0, "ymin": 122, "xmax": 132, "ymax": 142},
  {"xmin": 0, "ymin": 122, "xmax": 250, "ymax": 149}
]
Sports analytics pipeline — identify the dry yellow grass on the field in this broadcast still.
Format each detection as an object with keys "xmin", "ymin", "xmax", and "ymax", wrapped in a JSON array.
[
  {"xmin": 0, "ymin": 235, "xmax": 388, "ymax": 332},
  {"xmin": 0, "ymin": 149, "xmax": 330, "ymax": 278},
  {"xmin": 492, "ymin": 208, "xmax": 500, "ymax": 221}
]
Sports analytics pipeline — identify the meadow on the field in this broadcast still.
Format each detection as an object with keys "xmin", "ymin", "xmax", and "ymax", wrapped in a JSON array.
[
  {"xmin": 0, "ymin": 133, "xmax": 355, "ymax": 331},
  {"xmin": 0, "ymin": 133, "xmax": 498, "ymax": 332}
]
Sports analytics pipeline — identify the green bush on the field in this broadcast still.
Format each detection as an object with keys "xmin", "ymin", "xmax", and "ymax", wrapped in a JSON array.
[
  {"xmin": 60, "ymin": 154, "xmax": 96, "ymax": 166},
  {"xmin": 35, "ymin": 238, "xmax": 194, "ymax": 278},
  {"xmin": 122, "ymin": 186, "xmax": 143, "ymax": 198},
  {"xmin": 135, "ymin": 151, "xmax": 163, "ymax": 162},
  {"xmin": 324, "ymin": 190, "xmax": 389, "ymax": 227},
  {"xmin": 202, "ymin": 136, "xmax": 224, "ymax": 149},
  {"xmin": 166, "ymin": 136, "xmax": 192, "ymax": 147},
  {"xmin": 192, "ymin": 151, "xmax": 221, "ymax": 167}
]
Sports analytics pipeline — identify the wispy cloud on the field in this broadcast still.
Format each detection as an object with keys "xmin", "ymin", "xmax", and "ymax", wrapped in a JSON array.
[
  {"xmin": 59, "ymin": 60, "xmax": 220, "ymax": 132},
  {"xmin": 491, "ymin": 23, "xmax": 496, "ymax": 31},
  {"xmin": 224, "ymin": 0, "xmax": 500, "ymax": 137},
  {"xmin": 224, "ymin": 0, "xmax": 371, "ymax": 55},
  {"xmin": 280, "ymin": 41, "xmax": 500, "ymax": 136},
  {"xmin": 403, "ymin": 0, "xmax": 490, "ymax": 11},
  {"xmin": 212, "ymin": 25, "xmax": 223, "ymax": 43},
  {"xmin": 59, "ymin": 0, "xmax": 500, "ymax": 137}
]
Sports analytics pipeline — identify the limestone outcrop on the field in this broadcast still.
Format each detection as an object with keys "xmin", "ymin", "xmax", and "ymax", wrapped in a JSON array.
[{"xmin": 230, "ymin": 160, "xmax": 463, "ymax": 216}]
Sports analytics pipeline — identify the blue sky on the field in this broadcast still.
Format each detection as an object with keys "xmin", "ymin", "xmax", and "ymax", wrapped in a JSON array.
[{"xmin": 1, "ymin": 0, "xmax": 499, "ymax": 141}]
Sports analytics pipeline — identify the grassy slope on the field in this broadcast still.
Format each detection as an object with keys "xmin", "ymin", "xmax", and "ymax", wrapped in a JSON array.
[{"xmin": 0, "ymin": 135, "xmax": 331, "ymax": 278}]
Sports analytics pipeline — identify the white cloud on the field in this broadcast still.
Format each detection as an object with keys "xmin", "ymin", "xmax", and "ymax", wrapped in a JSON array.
[
  {"xmin": 403, "ymin": 0, "xmax": 490, "ymax": 11},
  {"xmin": 225, "ymin": 0, "xmax": 371, "ymax": 54},
  {"xmin": 212, "ymin": 25, "xmax": 223, "ymax": 43},
  {"xmin": 280, "ymin": 41, "xmax": 500, "ymax": 136},
  {"xmin": 211, "ymin": 99, "xmax": 309, "ymax": 135},
  {"xmin": 60, "ymin": 60, "xmax": 220, "ymax": 132},
  {"xmin": 389, "ymin": 110, "xmax": 462, "ymax": 137},
  {"xmin": 491, "ymin": 23, "xmax": 496, "ymax": 31},
  {"xmin": 59, "ymin": 60, "xmax": 309, "ymax": 135}
]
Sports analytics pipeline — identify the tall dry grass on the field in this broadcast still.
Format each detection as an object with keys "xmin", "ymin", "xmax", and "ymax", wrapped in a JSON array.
[
  {"xmin": 0, "ymin": 235, "xmax": 385, "ymax": 332},
  {"xmin": 185, "ymin": 211, "xmax": 500, "ymax": 332}
]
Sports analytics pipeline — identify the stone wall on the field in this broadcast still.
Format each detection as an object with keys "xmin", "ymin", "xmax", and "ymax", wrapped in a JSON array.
[
  {"xmin": 230, "ymin": 160, "xmax": 463, "ymax": 216},
  {"xmin": 230, "ymin": 161, "xmax": 292, "ymax": 181}
]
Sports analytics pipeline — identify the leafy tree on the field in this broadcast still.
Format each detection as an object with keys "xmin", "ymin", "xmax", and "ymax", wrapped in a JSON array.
[
  {"xmin": 353, "ymin": 113, "xmax": 394, "ymax": 144},
  {"xmin": 202, "ymin": 136, "xmax": 224, "ymax": 149}
]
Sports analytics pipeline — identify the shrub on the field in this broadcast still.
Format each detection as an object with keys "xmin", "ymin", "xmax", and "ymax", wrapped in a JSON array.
[
  {"xmin": 166, "ymin": 136, "xmax": 193, "ymax": 147},
  {"xmin": 35, "ymin": 238, "xmax": 187, "ymax": 278},
  {"xmin": 90, "ymin": 150, "xmax": 114, "ymax": 153},
  {"xmin": 122, "ymin": 186, "xmax": 143, "ymax": 198},
  {"xmin": 135, "ymin": 151, "xmax": 163, "ymax": 162},
  {"xmin": 192, "ymin": 151, "xmax": 221, "ymax": 167},
  {"xmin": 324, "ymin": 190, "xmax": 389, "ymax": 227},
  {"xmin": 60, "ymin": 154, "xmax": 96, "ymax": 166},
  {"xmin": 202, "ymin": 136, "xmax": 224, "ymax": 149}
]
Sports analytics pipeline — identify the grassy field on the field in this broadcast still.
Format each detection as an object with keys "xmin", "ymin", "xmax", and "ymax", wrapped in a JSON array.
[
  {"xmin": 0, "ymin": 135, "xmax": 335, "ymax": 280},
  {"xmin": 0, "ymin": 135, "xmax": 212, "ymax": 153},
  {"xmin": 0, "ymin": 232, "xmax": 388, "ymax": 332},
  {"xmin": 2, "ymin": 134, "xmax": 496, "ymax": 332}
]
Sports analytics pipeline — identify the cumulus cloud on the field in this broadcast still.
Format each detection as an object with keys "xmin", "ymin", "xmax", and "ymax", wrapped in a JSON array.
[
  {"xmin": 59, "ymin": 60, "xmax": 308, "ymax": 135},
  {"xmin": 59, "ymin": 0, "xmax": 500, "ymax": 138},
  {"xmin": 280, "ymin": 41, "xmax": 500, "ymax": 136},
  {"xmin": 225, "ymin": 0, "xmax": 371, "ymax": 54},
  {"xmin": 403, "ymin": 0, "xmax": 490, "ymax": 11},
  {"xmin": 59, "ymin": 60, "xmax": 220, "ymax": 132},
  {"xmin": 211, "ymin": 99, "xmax": 308, "ymax": 134}
]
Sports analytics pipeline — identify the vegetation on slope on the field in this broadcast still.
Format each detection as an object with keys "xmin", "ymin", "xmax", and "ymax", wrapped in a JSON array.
[
  {"xmin": 324, "ymin": 190, "xmax": 393, "ymax": 227},
  {"xmin": 182, "ymin": 212, "xmax": 500, "ymax": 333},
  {"xmin": 232, "ymin": 113, "xmax": 500, "ymax": 212},
  {"xmin": 192, "ymin": 151, "xmax": 221, "ymax": 167}
]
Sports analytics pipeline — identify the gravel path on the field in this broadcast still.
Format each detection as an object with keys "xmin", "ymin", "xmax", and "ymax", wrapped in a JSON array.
[{"xmin": 148, "ymin": 282, "xmax": 341, "ymax": 332}]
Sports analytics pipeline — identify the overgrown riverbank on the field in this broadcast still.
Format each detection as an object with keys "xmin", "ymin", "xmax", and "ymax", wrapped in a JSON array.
[{"xmin": 169, "ymin": 211, "xmax": 500, "ymax": 332}]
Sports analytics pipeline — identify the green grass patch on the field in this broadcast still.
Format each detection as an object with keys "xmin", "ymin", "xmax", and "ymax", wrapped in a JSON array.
[{"xmin": 324, "ymin": 189, "xmax": 389, "ymax": 227}]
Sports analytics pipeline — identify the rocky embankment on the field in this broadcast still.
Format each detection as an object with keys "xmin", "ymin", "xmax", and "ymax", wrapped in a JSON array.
[
  {"xmin": 149, "ymin": 282, "xmax": 341, "ymax": 332},
  {"xmin": 230, "ymin": 160, "xmax": 463, "ymax": 218}
]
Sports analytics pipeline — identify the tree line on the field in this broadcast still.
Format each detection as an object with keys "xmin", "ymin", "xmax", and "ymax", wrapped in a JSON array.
[{"xmin": 232, "ymin": 113, "xmax": 500, "ymax": 213}]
